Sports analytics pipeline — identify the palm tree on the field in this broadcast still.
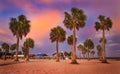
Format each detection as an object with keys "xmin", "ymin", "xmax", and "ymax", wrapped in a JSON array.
[
  {"xmin": 84, "ymin": 39, "xmax": 94, "ymax": 60},
  {"xmin": 10, "ymin": 44, "xmax": 17, "ymax": 58},
  {"xmin": 90, "ymin": 50, "xmax": 95, "ymax": 59},
  {"xmin": 96, "ymin": 44, "xmax": 102, "ymax": 61},
  {"xmin": 63, "ymin": 7, "xmax": 87, "ymax": 64},
  {"xmin": 67, "ymin": 35, "xmax": 77, "ymax": 59},
  {"xmin": 9, "ymin": 15, "xmax": 30, "ymax": 61},
  {"xmin": 1, "ymin": 43, "xmax": 9, "ymax": 60},
  {"xmin": 77, "ymin": 44, "xmax": 87, "ymax": 59},
  {"xmin": 23, "ymin": 38, "xmax": 34, "ymax": 61},
  {"xmin": 50, "ymin": 26, "xmax": 66, "ymax": 62},
  {"xmin": 95, "ymin": 15, "xmax": 112, "ymax": 63},
  {"xmin": 77, "ymin": 44, "xmax": 83, "ymax": 59},
  {"xmin": 10, "ymin": 44, "xmax": 16, "ymax": 53}
]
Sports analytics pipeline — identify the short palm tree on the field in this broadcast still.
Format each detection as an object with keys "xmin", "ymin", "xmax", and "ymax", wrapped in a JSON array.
[
  {"xmin": 10, "ymin": 44, "xmax": 17, "ymax": 58},
  {"xmin": 10, "ymin": 44, "xmax": 16, "ymax": 53},
  {"xmin": 96, "ymin": 44, "xmax": 102, "ymax": 61},
  {"xmin": 63, "ymin": 7, "xmax": 87, "ymax": 64},
  {"xmin": 84, "ymin": 39, "xmax": 94, "ymax": 60},
  {"xmin": 9, "ymin": 15, "xmax": 30, "ymax": 61},
  {"xmin": 1, "ymin": 43, "xmax": 9, "ymax": 60},
  {"xmin": 95, "ymin": 15, "xmax": 112, "ymax": 63},
  {"xmin": 23, "ymin": 38, "xmax": 34, "ymax": 61},
  {"xmin": 50, "ymin": 26, "xmax": 66, "ymax": 62},
  {"xmin": 78, "ymin": 44, "xmax": 87, "ymax": 59},
  {"xmin": 90, "ymin": 50, "xmax": 95, "ymax": 59}
]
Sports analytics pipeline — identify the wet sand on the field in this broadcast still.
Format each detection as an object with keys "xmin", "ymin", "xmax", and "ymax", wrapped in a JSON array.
[{"xmin": 0, "ymin": 59, "xmax": 120, "ymax": 74}]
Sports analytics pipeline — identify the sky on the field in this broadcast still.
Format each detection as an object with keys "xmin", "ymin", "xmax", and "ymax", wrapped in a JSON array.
[{"xmin": 0, "ymin": 0, "xmax": 120, "ymax": 57}]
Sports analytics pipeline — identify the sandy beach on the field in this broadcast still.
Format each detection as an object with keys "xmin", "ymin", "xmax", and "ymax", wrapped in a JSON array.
[{"xmin": 0, "ymin": 59, "xmax": 120, "ymax": 74}]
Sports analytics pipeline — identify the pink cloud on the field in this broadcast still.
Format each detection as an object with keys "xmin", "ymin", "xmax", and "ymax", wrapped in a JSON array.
[
  {"xmin": 26, "ymin": 9, "xmax": 62, "ymax": 44},
  {"xmin": 112, "ymin": 17, "xmax": 120, "ymax": 34},
  {"xmin": 35, "ymin": 0, "xmax": 71, "ymax": 4},
  {"xmin": 0, "ymin": 36, "xmax": 16, "ymax": 44},
  {"xmin": 0, "ymin": 29, "xmax": 7, "ymax": 35}
]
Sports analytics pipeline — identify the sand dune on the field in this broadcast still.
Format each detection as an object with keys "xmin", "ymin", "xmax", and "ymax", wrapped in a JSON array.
[{"xmin": 0, "ymin": 59, "xmax": 120, "ymax": 74}]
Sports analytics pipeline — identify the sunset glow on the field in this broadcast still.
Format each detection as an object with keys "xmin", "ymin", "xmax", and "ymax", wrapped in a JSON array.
[{"xmin": 0, "ymin": 0, "xmax": 120, "ymax": 57}]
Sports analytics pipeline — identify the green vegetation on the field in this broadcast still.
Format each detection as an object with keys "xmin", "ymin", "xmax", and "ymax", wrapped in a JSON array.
[
  {"xmin": 95, "ymin": 15, "xmax": 112, "ymax": 63},
  {"xmin": 9, "ymin": 15, "xmax": 30, "ymax": 61},
  {"xmin": 63, "ymin": 7, "xmax": 87, "ymax": 64},
  {"xmin": 1, "ymin": 43, "xmax": 9, "ymax": 60},
  {"xmin": 50, "ymin": 26, "xmax": 66, "ymax": 62},
  {"xmin": 77, "ymin": 39, "xmax": 95, "ymax": 60},
  {"xmin": 22, "ymin": 38, "xmax": 34, "ymax": 61}
]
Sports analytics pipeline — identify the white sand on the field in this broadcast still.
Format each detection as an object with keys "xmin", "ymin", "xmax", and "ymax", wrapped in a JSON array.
[{"xmin": 0, "ymin": 59, "xmax": 120, "ymax": 74}]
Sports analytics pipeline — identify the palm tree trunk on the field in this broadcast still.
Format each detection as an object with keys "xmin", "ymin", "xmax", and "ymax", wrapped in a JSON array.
[
  {"xmin": 15, "ymin": 35, "xmax": 19, "ymax": 61},
  {"xmin": 56, "ymin": 40, "xmax": 59, "ymax": 62},
  {"xmin": 70, "ymin": 45, "xmax": 73, "ymax": 60},
  {"xmin": 71, "ymin": 25, "xmax": 77, "ymax": 64},
  {"xmin": 26, "ymin": 49, "xmax": 29, "ymax": 61},
  {"xmin": 88, "ymin": 52, "xmax": 89, "ymax": 60},
  {"xmin": 102, "ymin": 28, "xmax": 107, "ymax": 63}
]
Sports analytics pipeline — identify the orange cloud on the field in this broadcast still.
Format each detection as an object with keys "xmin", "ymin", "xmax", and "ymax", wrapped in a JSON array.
[{"xmin": 26, "ymin": 9, "xmax": 62, "ymax": 43}]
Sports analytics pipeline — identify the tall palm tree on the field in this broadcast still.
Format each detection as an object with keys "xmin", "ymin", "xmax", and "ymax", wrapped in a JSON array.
[
  {"xmin": 84, "ymin": 39, "xmax": 94, "ymax": 60},
  {"xmin": 50, "ymin": 26, "xmax": 66, "ymax": 62},
  {"xmin": 96, "ymin": 44, "xmax": 102, "ymax": 61},
  {"xmin": 9, "ymin": 15, "xmax": 30, "ymax": 61},
  {"xmin": 1, "ymin": 43, "xmax": 9, "ymax": 60},
  {"xmin": 95, "ymin": 15, "xmax": 112, "ymax": 63},
  {"xmin": 23, "ymin": 38, "xmax": 34, "ymax": 61},
  {"xmin": 67, "ymin": 35, "xmax": 77, "ymax": 59},
  {"xmin": 63, "ymin": 7, "xmax": 87, "ymax": 64}
]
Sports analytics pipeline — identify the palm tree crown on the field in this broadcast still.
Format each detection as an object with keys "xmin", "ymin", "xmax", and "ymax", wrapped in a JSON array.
[
  {"xmin": 95, "ymin": 15, "xmax": 112, "ymax": 31},
  {"xmin": 24, "ymin": 38, "xmax": 34, "ymax": 49},
  {"xmin": 9, "ymin": 15, "xmax": 30, "ymax": 39},
  {"xmin": 84, "ymin": 39, "xmax": 94, "ymax": 50},
  {"xmin": 10, "ymin": 44, "xmax": 17, "ymax": 51},
  {"xmin": 50, "ymin": 26, "xmax": 66, "ymax": 43},
  {"xmin": 63, "ymin": 7, "xmax": 86, "ymax": 30},
  {"xmin": 2, "ymin": 43, "xmax": 9, "ymax": 52}
]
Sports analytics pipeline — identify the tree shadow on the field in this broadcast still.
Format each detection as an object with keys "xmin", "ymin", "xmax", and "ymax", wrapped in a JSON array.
[{"xmin": 0, "ymin": 61, "xmax": 25, "ymax": 66}]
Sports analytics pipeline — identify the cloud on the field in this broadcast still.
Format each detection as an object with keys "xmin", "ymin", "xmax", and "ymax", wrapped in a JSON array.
[
  {"xmin": 34, "ymin": 0, "xmax": 71, "ymax": 4},
  {"xmin": 112, "ymin": 17, "xmax": 120, "ymax": 34},
  {"xmin": 26, "ymin": 9, "xmax": 62, "ymax": 46},
  {"xmin": 108, "ymin": 43, "xmax": 120, "ymax": 47},
  {"xmin": 0, "ymin": 29, "xmax": 6, "ymax": 35}
]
